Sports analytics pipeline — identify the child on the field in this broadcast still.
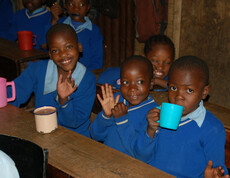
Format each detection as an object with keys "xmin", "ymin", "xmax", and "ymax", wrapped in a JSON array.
[
  {"xmin": 50, "ymin": 0, "xmax": 103, "ymax": 70},
  {"xmin": 115, "ymin": 56, "xmax": 228, "ymax": 177},
  {"xmin": 144, "ymin": 34, "xmax": 175, "ymax": 91},
  {"xmin": 90, "ymin": 55, "xmax": 158, "ymax": 156},
  {"xmin": 3, "ymin": 0, "xmax": 51, "ymax": 50},
  {"xmin": 7, "ymin": 23, "xmax": 96, "ymax": 137},
  {"xmin": 97, "ymin": 34, "xmax": 175, "ymax": 90}
]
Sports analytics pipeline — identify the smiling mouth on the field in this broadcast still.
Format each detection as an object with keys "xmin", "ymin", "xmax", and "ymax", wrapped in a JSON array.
[{"xmin": 61, "ymin": 59, "xmax": 71, "ymax": 65}]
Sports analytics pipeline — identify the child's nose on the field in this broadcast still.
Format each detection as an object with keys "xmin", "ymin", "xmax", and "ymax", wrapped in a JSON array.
[{"xmin": 175, "ymin": 90, "xmax": 184, "ymax": 100}]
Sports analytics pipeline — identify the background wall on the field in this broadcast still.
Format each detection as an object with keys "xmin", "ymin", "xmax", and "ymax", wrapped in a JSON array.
[
  {"xmin": 179, "ymin": 0, "xmax": 230, "ymax": 109},
  {"xmin": 12, "ymin": 0, "xmax": 230, "ymax": 109}
]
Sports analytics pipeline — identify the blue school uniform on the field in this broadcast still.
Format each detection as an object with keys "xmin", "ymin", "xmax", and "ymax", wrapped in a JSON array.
[
  {"xmin": 0, "ymin": 0, "xmax": 13, "ymax": 38},
  {"xmin": 60, "ymin": 16, "xmax": 103, "ymax": 70},
  {"xmin": 4, "ymin": 6, "xmax": 51, "ymax": 49},
  {"xmin": 90, "ymin": 93, "xmax": 158, "ymax": 156},
  {"xmin": 116, "ymin": 101, "xmax": 228, "ymax": 177},
  {"xmin": 7, "ymin": 60, "xmax": 96, "ymax": 137}
]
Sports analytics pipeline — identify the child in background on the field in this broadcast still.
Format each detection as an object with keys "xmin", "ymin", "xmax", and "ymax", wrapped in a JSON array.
[
  {"xmin": 3, "ymin": 0, "xmax": 51, "ymax": 50},
  {"xmin": 144, "ymin": 34, "xmax": 175, "ymax": 91},
  {"xmin": 50, "ymin": 0, "xmax": 103, "ymax": 70},
  {"xmin": 0, "ymin": 0, "xmax": 13, "ymax": 38},
  {"xmin": 7, "ymin": 24, "xmax": 96, "ymax": 137},
  {"xmin": 115, "ymin": 56, "xmax": 228, "ymax": 177},
  {"xmin": 97, "ymin": 34, "xmax": 175, "ymax": 90},
  {"xmin": 90, "ymin": 55, "xmax": 158, "ymax": 157}
]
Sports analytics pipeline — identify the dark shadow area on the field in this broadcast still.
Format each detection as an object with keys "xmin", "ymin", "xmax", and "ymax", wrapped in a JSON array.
[{"xmin": 0, "ymin": 56, "xmax": 17, "ymax": 81}]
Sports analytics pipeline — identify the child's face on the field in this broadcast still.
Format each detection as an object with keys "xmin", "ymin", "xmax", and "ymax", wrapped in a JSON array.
[
  {"xmin": 121, "ymin": 60, "xmax": 153, "ymax": 107},
  {"xmin": 48, "ymin": 32, "xmax": 82, "ymax": 74},
  {"xmin": 23, "ymin": 0, "xmax": 44, "ymax": 14},
  {"xmin": 146, "ymin": 44, "xmax": 173, "ymax": 79},
  {"xmin": 65, "ymin": 0, "xmax": 90, "ymax": 22},
  {"xmin": 168, "ymin": 69, "xmax": 209, "ymax": 116}
]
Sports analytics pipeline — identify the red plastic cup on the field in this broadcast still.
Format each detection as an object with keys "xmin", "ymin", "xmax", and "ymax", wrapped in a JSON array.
[{"xmin": 17, "ymin": 31, "xmax": 37, "ymax": 50}]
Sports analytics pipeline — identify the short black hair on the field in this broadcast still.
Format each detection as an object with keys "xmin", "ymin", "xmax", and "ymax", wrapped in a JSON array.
[
  {"xmin": 46, "ymin": 23, "xmax": 78, "ymax": 48},
  {"xmin": 168, "ymin": 55, "xmax": 209, "ymax": 85},
  {"xmin": 144, "ymin": 34, "xmax": 175, "ymax": 60},
  {"xmin": 121, "ymin": 55, "xmax": 153, "ymax": 80}
]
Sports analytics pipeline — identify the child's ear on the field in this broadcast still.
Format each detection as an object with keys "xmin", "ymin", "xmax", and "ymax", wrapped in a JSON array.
[
  {"xmin": 202, "ymin": 85, "xmax": 210, "ymax": 100},
  {"xmin": 78, "ymin": 42, "xmax": 83, "ymax": 52}
]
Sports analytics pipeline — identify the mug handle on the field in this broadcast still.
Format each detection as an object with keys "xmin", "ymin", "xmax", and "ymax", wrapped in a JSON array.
[
  {"xmin": 33, "ymin": 35, "xmax": 37, "ymax": 46},
  {"xmin": 7, "ymin": 81, "xmax": 16, "ymax": 102},
  {"xmin": 156, "ymin": 106, "xmax": 161, "ymax": 123}
]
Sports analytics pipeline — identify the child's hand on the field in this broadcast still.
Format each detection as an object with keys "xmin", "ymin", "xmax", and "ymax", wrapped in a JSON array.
[
  {"xmin": 204, "ymin": 160, "xmax": 229, "ymax": 178},
  {"xmin": 57, "ymin": 71, "xmax": 78, "ymax": 105},
  {"xmin": 51, "ymin": 2, "xmax": 63, "ymax": 25},
  {"xmin": 112, "ymin": 103, "xmax": 128, "ymax": 118},
  {"xmin": 147, "ymin": 107, "xmax": 160, "ymax": 138},
  {"xmin": 97, "ymin": 83, "xmax": 120, "ymax": 117}
]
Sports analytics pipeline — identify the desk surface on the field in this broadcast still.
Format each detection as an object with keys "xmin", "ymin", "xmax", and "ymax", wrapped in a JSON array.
[
  {"xmin": 0, "ymin": 104, "xmax": 173, "ymax": 177},
  {"xmin": 0, "ymin": 38, "xmax": 49, "ymax": 63}
]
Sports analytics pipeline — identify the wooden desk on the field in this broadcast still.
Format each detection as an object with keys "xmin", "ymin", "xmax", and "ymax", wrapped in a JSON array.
[
  {"xmin": 0, "ymin": 104, "xmax": 173, "ymax": 177},
  {"xmin": 0, "ymin": 38, "xmax": 49, "ymax": 75}
]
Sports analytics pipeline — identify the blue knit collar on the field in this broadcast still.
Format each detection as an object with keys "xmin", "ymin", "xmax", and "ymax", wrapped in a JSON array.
[
  {"xmin": 43, "ymin": 60, "xmax": 86, "ymax": 95},
  {"xmin": 63, "ymin": 16, "xmax": 92, "ymax": 33},
  {"xmin": 121, "ymin": 95, "xmax": 156, "ymax": 112},
  {"xmin": 25, "ymin": 6, "xmax": 48, "ymax": 18},
  {"xmin": 181, "ymin": 100, "xmax": 206, "ymax": 128}
]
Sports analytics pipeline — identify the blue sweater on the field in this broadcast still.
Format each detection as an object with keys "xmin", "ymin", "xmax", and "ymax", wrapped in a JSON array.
[
  {"xmin": 7, "ymin": 60, "xmax": 96, "ymax": 137},
  {"xmin": 4, "ymin": 7, "xmax": 51, "ymax": 49},
  {"xmin": 116, "ymin": 110, "xmax": 228, "ymax": 177},
  {"xmin": 0, "ymin": 0, "xmax": 13, "ymax": 38},
  {"xmin": 90, "ymin": 93, "xmax": 158, "ymax": 156}
]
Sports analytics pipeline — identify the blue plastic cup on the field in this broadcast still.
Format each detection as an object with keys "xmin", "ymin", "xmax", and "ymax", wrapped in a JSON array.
[{"xmin": 157, "ymin": 103, "xmax": 184, "ymax": 130}]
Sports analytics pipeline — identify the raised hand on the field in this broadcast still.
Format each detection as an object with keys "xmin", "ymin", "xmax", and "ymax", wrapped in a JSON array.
[
  {"xmin": 147, "ymin": 107, "xmax": 160, "ymax": 138},
  {"xmin": 204, "ymin": 160, "xmax": 229, "ymax": 178},
  {"xmin": 51, "ymin": 2, "xmax": 63, "ymax": 25},
  {"xmin": 57, "ymin": 70, "xmax": 78, "ymax": 105},
  {"xmin": 97, "ymin": 83, "xmax": 120, "ymax": 117},
  {"xmin": 112, "ymin": 103, "xmax": 128, "ymax": 118}
]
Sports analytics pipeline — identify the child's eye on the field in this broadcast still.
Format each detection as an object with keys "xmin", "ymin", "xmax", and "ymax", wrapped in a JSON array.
[
  {"xmin": 137, "ymin": 80, "xmax": 144, "ymax": 85},
  {"xmin": 68, "ymin": 2, "xmax": 74, "ymax": 7},
  {"xmin": 170, "ymin": 86, "xmax": 177, "ymax": 91},
  {"xmin": 151, "ymin": 60, "xmax": 158, "ymax": 64},
  {"xmin": 122, "ymin": 81, "xmax": 128, "ymax": 85},
  {"xmin": 187, "ymin": 88, "xmax": 194, "ymax": 94},
  {"xmin": 79, "ymin": 3, "xmax": 85, "ymax": 7},
  {"xmin": 51, "ymin": 49, "xmax": 58, "ymax": 54},
  {"xmin": 66, "ymin": 45, "xmax": 73, "ymax": 49}
]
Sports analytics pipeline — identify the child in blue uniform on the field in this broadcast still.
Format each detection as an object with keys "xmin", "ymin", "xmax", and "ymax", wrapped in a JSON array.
[
  {"xmin": 0, "ymin": 0, "xmax": 13, "ymax": 38},
  {"xmin": 3, "ymin": 0, "xmax": 51, "ymax": 50},
  {"xmin": 116, "ymin": 56, "xmax": 228, "ymax": 177},
  {"xmin": 97, "ymin": 34, "xmax": 175, "ymax": 91},
  {"xmin": 90, "ymin": 55, "xmax": 158, "ymax": 157},
  {"xmin": 8, "ymin": 24, "xmax": 96, "ymax": 137},
  {"xmin": 50, "ymin": 0, "xmax": 103, "ymax": 70}
]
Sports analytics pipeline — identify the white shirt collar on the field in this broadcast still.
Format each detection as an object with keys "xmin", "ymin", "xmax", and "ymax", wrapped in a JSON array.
[
  {"xmin": 181, "ymin": 100, "xmax": 206, "ymax": 127},
  {"xmin": 43, "ymin": 60, "xmax": 86, "ymax": 95}
]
